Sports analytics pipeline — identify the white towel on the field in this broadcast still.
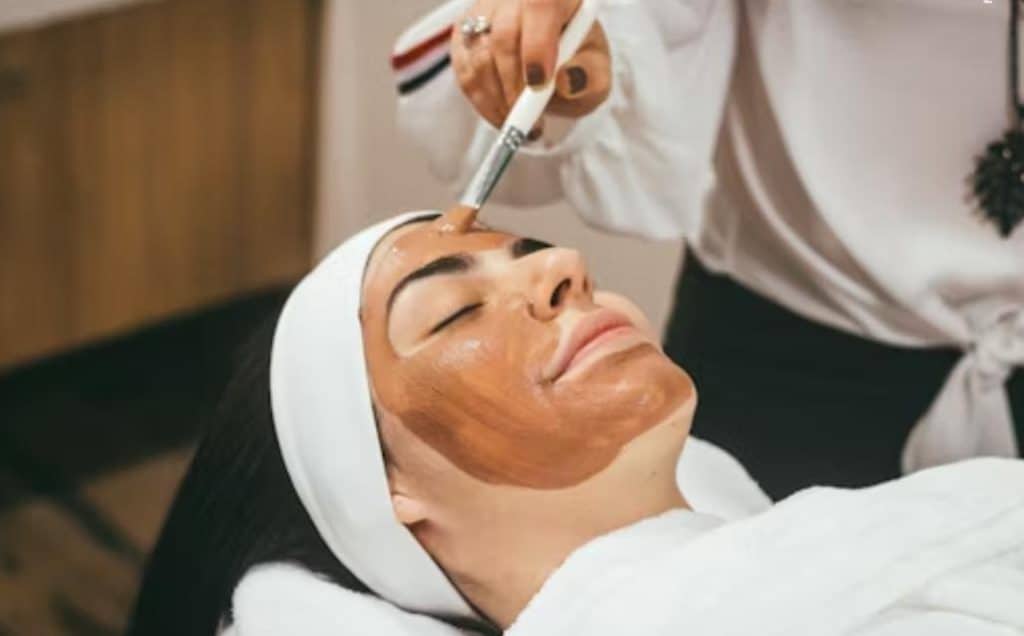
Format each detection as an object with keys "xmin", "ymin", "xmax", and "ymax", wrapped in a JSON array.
[
  {"xmin": 508, "ymin": 458, "xmax": 1024, "ymax": 636},
  {"xmin": 223, "ymin": 437, "xmax": 768, "ymax": 634},
  {"xmin": 675, "ymin": 436, "xmax": 771, "ymax": 520},
  {"xmin": 226, "ymin": 563, "xmax": 472, "ymax": 636},
  {"xmin": 226, "ymin": 453, "xmax": 1024, "ymax": 635}
]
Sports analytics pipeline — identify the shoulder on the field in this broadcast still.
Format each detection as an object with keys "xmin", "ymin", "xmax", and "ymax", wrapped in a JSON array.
[{"xmin": 228, "ymin": 562, "xmax": 466, "ymax": 636}]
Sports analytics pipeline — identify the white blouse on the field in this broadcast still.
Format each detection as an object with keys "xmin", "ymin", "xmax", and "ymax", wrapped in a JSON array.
[{"xmin": 393, "ymin": 0, "xmax": 1024, "ymax": 471}]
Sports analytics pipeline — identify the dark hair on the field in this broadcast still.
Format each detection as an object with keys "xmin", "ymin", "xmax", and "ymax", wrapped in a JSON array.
[
  {"xmin": 129, "ymin": 212, "xmax": 509, "ymax": 634},
  {"xmin": 126, "ymin": 312, "xmax": 370, "ymax": 635}
]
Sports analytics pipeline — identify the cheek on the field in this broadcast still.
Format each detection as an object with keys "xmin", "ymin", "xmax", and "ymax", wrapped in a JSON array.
[
  {"xmin": 398, "ymin": 321, "xmax": 547, "ymax": 417},
  {"xmin": 370, "ymin": 313, "xmax": 687, "ymax": 490},
  {"xmin": 432, "ymin": 335, "xmax": 497, "ymax": 371},
  {"xmin": 379, "ymin": 319, "xmax": 597, "ymax": 487},
  {"xmin": 390, "ymin": 334, "xmax": 549, "ymax": 475}
]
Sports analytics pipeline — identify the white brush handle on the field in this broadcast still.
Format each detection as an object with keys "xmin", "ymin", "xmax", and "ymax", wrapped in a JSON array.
[
  {"xmin": 460, "ymin": 0, "xmax": 601, "ymax": 209},
  {"xmin": 503, "ymin": 0, "xmax": 601, "ymax": 134}
]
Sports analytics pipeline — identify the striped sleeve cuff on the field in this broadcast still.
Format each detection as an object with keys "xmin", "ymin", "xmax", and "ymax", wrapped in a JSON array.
[{"xmin": 392, "ymin": 25, "xmax": 453, "ymax": 95}]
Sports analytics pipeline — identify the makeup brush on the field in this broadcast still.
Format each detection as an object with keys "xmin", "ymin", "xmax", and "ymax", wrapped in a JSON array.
[{"xmin": 455, "ymin": 0, "xmax": 602, "ymax": 224}]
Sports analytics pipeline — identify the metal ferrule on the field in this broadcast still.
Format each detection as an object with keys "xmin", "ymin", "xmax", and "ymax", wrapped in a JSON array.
[{"xmin": 459, "ymin": 126, "xmax": 527, "ymax": 209}]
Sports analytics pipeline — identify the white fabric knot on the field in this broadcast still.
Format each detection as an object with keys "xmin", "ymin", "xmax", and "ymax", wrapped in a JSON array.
[
  {"xmin": 974, "ymin": 310, "xmax": 1024, "ymax": 389},
  {"xmin": 902, "ymin": 308, "xmax": 1024, "ymax": 473}
]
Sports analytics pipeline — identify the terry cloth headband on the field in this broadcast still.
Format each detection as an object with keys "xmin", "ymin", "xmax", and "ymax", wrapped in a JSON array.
[{"xmin": 269, "ymin": 210, "xmax": 474, "ymax": 619}]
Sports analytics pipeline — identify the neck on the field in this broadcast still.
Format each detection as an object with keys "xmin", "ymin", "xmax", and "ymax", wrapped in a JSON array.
[
  {"xmin": 453, "ymin": 482, "xmax": 686, "ymax": 627},
  {"xmin": 405, "ymin": 405, "xmax": 696, "ymax": 629},
  {"xmin": 433, "ymin": 416, "xmax": 692, "ymax": 628}
]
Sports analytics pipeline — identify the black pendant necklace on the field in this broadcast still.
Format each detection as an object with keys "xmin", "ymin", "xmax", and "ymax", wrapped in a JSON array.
[{"xmin": 972, "ymin": 0, "xmax": 1024, "ymax": 237}]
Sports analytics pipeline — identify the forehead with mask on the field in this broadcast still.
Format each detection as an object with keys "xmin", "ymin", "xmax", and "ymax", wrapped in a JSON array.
[{"xmin": 359, "ymin": 212, "xmax": 695, "ymax": 490}]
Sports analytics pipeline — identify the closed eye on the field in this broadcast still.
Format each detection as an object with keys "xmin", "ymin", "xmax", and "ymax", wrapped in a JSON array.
[{"xmin": 429, "ymin": 302, "xmax": 484, "ymax": 334}]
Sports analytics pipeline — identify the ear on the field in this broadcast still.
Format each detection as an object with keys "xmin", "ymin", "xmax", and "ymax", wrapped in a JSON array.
[{"xmin": 391, "ymin": 493, "xmax": 428, "ymax": 526}]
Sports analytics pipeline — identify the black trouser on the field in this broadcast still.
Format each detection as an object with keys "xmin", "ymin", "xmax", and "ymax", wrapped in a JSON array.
[{"xmin": 663, "ymin": 252, "xmax": 1024, "ymax": 501}]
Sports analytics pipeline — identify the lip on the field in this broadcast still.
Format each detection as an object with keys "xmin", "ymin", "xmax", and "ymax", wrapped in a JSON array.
[{"xmin": 544, "ymin": 309, "xmax": 635, "ymax": 382}]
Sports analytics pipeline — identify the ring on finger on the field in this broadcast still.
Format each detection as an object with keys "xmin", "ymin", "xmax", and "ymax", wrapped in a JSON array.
[{"xmin": 460, "ymin": 15, "xmax": 491, "ymax": 41}]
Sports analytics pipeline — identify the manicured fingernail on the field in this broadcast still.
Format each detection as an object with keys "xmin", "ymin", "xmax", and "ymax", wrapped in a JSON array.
[
  {"xmin": 526, "ymin": 63, "xmax": 545, "ymax": 87},
  {"xmin": 567, "ymin": 66, "xmax": 587, "ymax": 94},
  {"xmin": 527, "ymin": 126, "xmax": 543, "ymax": 141}
]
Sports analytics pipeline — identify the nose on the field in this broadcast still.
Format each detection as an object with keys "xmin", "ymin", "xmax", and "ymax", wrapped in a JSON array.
[{"xmin": 527, "ymin": 248, "xmax": 591, "ymax": 321}]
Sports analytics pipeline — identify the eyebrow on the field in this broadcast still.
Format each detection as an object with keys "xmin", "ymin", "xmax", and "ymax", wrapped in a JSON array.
[
  {"xmin": 384, "ymin": 237, "xmax": 555, "ymax": 314},
  {"xmin": 387, "ymin": 254, "xmax": 473, "ymax": 313}
]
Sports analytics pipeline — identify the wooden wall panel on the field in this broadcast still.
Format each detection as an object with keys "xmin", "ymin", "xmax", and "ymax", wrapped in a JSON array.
[
  {"xmin": 155, "ymin": 0, "xmax": 244, "ymax": 312},
  {"xmin": 240, "ymin": 0, "xmax": 317, "ymax": 290},
  {"xmin": 0, "ymin": 31, "xmax": 75, "ymax": 369},
  {"xmin": 0, "ymin": 0, "xmax": 318, "ymax": 370}
]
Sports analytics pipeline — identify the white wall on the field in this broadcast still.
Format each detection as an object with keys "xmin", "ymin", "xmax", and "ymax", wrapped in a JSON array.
[{"xmin": 316, "ymin": 1, "xmax": 684, "ymax": 333}]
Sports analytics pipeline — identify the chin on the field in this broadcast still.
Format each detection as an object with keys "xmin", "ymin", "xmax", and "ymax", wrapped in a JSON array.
[
  {"xmin": 631, "ymin": 342, "xmax": 696, "ymax": 397},
  {"xmin": 634, "ymin": 350, "xmax": 697, "ymax": 427},
  {"xmin": 546, "ymin": 340, "xmax": 696, "ymax": 447}
]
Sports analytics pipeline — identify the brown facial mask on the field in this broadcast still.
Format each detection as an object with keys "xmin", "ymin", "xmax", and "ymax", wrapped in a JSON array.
[{"xmin": 361, "ymin": 212, "xmax": 694, "ymax": 489}]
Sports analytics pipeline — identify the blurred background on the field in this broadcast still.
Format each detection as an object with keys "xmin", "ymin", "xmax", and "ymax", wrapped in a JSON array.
[{"xmin": 0, "ymin": 0, "xmax": 681, "ymax": 633}]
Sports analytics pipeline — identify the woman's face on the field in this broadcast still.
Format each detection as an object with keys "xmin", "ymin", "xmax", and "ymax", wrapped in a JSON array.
[{"xmin": 361, "ymin": 215, "xmax": 694, "ymax": 489}]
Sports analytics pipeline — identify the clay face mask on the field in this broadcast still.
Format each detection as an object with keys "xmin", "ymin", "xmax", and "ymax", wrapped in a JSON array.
[{"xmin": 361, "ymin": 213, "xmax": 694, "ymax": 489}]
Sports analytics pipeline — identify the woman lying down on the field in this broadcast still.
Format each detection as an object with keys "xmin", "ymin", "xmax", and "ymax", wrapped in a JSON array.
[{"xmin": 128, "ymin": 208, "xmax": 1024, "ymax": 636}]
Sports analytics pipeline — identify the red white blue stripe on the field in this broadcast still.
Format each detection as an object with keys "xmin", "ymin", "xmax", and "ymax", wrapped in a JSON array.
[{"xmin": 392, "ymin": 25, "xmax": 452, "ymax": 95}]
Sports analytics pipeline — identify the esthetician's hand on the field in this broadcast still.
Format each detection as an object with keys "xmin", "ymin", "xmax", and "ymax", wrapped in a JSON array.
[{"xmin": 450, "ymin": 0, "xmax": 611, "ymax": 134}]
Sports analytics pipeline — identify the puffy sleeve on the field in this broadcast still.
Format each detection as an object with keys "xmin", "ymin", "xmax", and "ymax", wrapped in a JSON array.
[{"xmin": 393, "ymin": 0, "xmax": 738, "ymax": 240}]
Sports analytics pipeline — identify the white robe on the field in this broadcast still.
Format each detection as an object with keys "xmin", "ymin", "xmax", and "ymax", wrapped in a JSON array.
[
  {"xmin": 508, "ymin": 458, "xmax": 1024, "ymax": 635},
  {"xmin": 225, "ymin": 453, "xmax": 1024, "ymax": 635}
]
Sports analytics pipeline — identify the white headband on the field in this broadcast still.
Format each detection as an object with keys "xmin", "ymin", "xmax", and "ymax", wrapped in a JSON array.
[{"xmin": 269, "ymin": 210, "xmax": 474, "ymax": 618}]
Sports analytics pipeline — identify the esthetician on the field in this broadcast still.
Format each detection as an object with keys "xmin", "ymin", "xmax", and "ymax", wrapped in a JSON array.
[{"xmin": 392, "ymin": 0, "xmax": 1024, "ymax": 498}]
